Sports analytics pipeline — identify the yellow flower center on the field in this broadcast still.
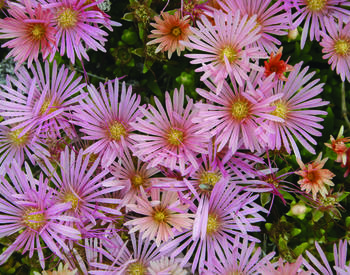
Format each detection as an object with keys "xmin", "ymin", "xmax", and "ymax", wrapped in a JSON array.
[
  {"xmin": 109, "ymin": 121, "xmax": 126, "ymax": 141},
  {"xmin": 153, "ymin": 209, "xmax": 168, "ymax": 223},
  {"xmin": 57, "ymin": 8, "xmax": 78, "ymax": 29},
  {"xmin": 29, "ymin": 23, "xmax": 46, "ymax": 40},
  {"xmin": 64, "ymin": 192, "xmax": 79, "ymax": 210},
  {"xmin": 231, "ymin": 99, "xmax": 250, "ymax": 121},
  {"xmin": 199, "ymin": 171, "xmax": 221, "ymax": 187},
  {"xmin": 307, "ymin": 171, "xmax": 316, "ymax": 181},
  {"xmin": 171, "ymin": 27, "xmax": 181, "ymax": 37},
  {"xmin": 228, "ymin": 271, "xmax": 244, "ymax": 275},
  {"xmin": 127, "ymin": 261, "xmax": 146, "ymax": 275},
  {"xmin": 220, "ymin": 46, "xmax": 237, "ymax": 64},
  {"xmin": 40, "ymin": 98, "xmax": 59, "ymax": 115},
  {"xmin": 131, "ymin": 174, "xmax": 144, "ymax": 187},
  {"xmin": 167, "ymin": 128, "xmax": 184, "ymax": 146},
  {"xmin": 206, "ymin": 214, "xmax": 220, "ymax": 235},
  {"xmin": 334, "ymin": 39, "xmax": 350, "ymax": 56},
  {"xmin": 23, "ymin": 207, "xmax": 45, "ymax": 230},
  {"xmin": 306, "ymin": 0, "xmax": 327, "ymax": 11},
  {"xmin": 8, "ymin": 128, "xmax": 29, "ymax": 147},
  {"xmin": 271, "ymin": 100, "xmax": 289, "ymax": 120}
]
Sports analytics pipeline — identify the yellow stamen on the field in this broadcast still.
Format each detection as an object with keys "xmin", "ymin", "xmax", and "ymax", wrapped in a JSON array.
[
  {"xmin": 57, "ymin": 8, "xmax": 78, "ymax": 29},
  {"xmin": 231, "ymin": 99, "xmax": 250, "ymax": 121},
  {"xmin": 127, "ymin": 262, "xmax": 146, "ymax": 275},
  {"xmin": 306, "ymin": 0, "xmax": 327, "ymax": 11},
  {"xmin": 29, "ymin": 23, "xmax": 46, "ymax": 40},
  {"xmin": 334, "ymin": 39, "xmax": 350, "ymax": 56},
  {"xmin": 220, "ymin": 46, "xmax": 237, "ymax": 64},
  {"xmin": 109, "ymin": 121, "xmax": 126, "ymax": 141},
  {"xmin": 153, "ymin": 209, "xmax": 168, "ymax": 223},
  {"xmin": 199, "ymin": 171, "xmax": 221, "ymax": 187},
  {"xmin": 64, "ymin": 192, "xmax": 79, "ymax": 210},
  {"xmin": 23, "ymin": 207, "xmax": 45, "ymax": 230},
  {"xmin": 271, "ymin": 100, "xmax": 288, "ymax": 120},
  {"xmin": 131, "ymin": 174, "xmax": 144, "ymax": 187},
  {"xmin": 40, "ymin": 98, "xmax": 59, "ymax": 115},
  {"xmin": 171, "ymin": 27, "xmax": 181, "ymax": 37},
  {"xmin": 167, "ymin": 128, "xmax": 184, "ymax": 146},
  {"xmin": 207, "ymin": 214, "xmax": 219, "ymax": 235},
  {"xmin": 8, "ymin": 128, "xmax": 29, "ymax": 147}
]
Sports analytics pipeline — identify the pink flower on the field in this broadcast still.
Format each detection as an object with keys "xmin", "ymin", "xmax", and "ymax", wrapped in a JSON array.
[
  {"xmin": 183, "ymin": 9, "xmax": 266, "ymax": 92},
  {"xmin": 147, "ymin": 11, "xmax": 192, "ymax": 59},
  {"xmin": 259, "ymin": 255, "xmax": 311, "ymax": 275},
  {"xmin": 44, "ymin": 0, "xmax": 117, "ymax": 63},
  {"xmin": 0, "ymin": 161, "xmax": 81, "ymax": 268},
  {"xmin": 219, "ymin": 0, "xmax": 290, "ymax": 53},
  {"xmin": 261, "ymin": 62, "xmax": 329, "ymax": 158},
  {"xmin": 320, "ymin": 17, "xmax": 350, "ymax": 82},
  {"xmin": 289, "ymin": 0, "xmax": 350, "ymax": 48},
  {"xmin": 130, "ymin": 85, "xmax": 209, "ymax": 175},
  {"xmin": 194, "ymin": 72, "xmax": 283, "ymax": 154},
  {"xmin": 124, "ymin": 189, "xmax": 193, "ymax": 246},
  {"xmin": 0, "ymin": 0, "xmax": 56, "ymax": 68},
  {"xmin": 71, "ymin": 78, "xmax": 141, "ymax": 168}
]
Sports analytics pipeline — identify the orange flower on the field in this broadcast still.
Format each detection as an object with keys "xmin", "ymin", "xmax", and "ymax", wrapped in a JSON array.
[
  {"xmin": 296, "ymin": 153, "xmax": 335, "ymax": 200},
  {"xmin": 147, "ymin": 11, "xmax": 192, "ymax": 59},
  {"xmin": 325, "ymin": 125, "xmax": 350, "ymax": 165},
  {"xmin": 264, "ymin": 47, "xmax": 293, "ymax": 81}
]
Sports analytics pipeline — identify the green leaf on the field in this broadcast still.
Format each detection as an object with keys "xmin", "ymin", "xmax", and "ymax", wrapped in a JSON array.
[
  {"xmin": 122, "ymin": 12, "xmax": 134, "ymax": 22},
  {"xmin": 260, "ymin": 193, "xmax": 271, "ymax": 207},
  {"xmin": 293, "ymin": 242, "xmax": 309, "ymax": 256},
  {"xmin": 291, "ymin": 228, "xmax": 302, "ymax": 237},
  {"xmin": 313, "ymin": 210, "xmax": 324, "ymax": 222}
]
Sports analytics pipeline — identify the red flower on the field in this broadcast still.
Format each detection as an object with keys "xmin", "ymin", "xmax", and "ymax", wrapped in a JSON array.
[{"xmin": 264, "ymin": 47, "xmax": 293, "ymax": 81}]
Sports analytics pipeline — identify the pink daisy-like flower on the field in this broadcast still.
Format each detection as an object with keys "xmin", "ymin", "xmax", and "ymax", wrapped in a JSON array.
[
  {"xmin": 147, "ymin": 11, "xmax": 192, "ymax": 59},
  {"xmin": 161, "ymin": 183, "xmax": 267, "ymax": 273},
  {"xmin": 289, "ymin": 0, "xmax": 350, "ymax": 48},
  {"xmin": 0, "ymin": 0, "xmax": 56, "ymax": 68},
  {"xmin": 295, "ymin": 153, "xmax": 335, "ymax": 200},
  {"xmin": 183, "ymin": 9, "xmax": 266, "ymax": 91},
  {"xmin": 0, "ymin": 124, "xmax": 49, "ymax": 174},
  {"xmin": 320, "ymin": 17, "xmax": 350, "ymax": 82},
  {"xmin": 259, "ymin": 255, "xmax": 311, "ymax": 275},
  {"xmin": 218, "ymin": 0, "xmax": 290, "ymax": 53},
  {"xmin": 130, "ymin": 85, "xmax": 209, "ymax": 175},
  {"xmin": 0, "ymin": 60, "xmax": 86, "ymax": 138},
  {"xmin": 40, "ymin": 146, "xmax": 122, "ymax": 227},
  {"xmin": 125, "ymin": 188, "xmax": 194, "ymax": 246},
  {"xmin": 193, "ymin": 72, "xmax": 283, "ymax": 154},
  {"xmin": 71, "ymin": 78, "xmax": 141, "ymax": 168},
  {"xmin": 202, "ymin": 237, "xmax": 275, "ymax": 274},
  {"xmin": 107, "ymin": 149, "xmax": 161, "ymax": 207},
  {"xmin": 0, "ymin": 161, "xmax": 81, "ymax": 269},
  {"xmin": 304, "ymin": 240, "xmax": 350, "ymax": 275},
  {"xmin": 148, "ymin": 257, "xmax": 187, "ymax": 275},
  {"xmin": 261, "ymin": 62, "xmax": 329, "ymax": 158},
  {"xmin": 42, "ymin": 0, "xmax": 118, "ymax": 63}
]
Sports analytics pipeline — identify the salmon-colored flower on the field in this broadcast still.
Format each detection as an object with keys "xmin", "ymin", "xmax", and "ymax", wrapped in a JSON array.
[
  {"xmin": 296, "ymin": 153, "xmax": 335, "ymax": 200},
  {"xmin": 264, "ymin": 47, "xmax": 294, "ymax": 81},
  {"xmin": 147, "ymin": 11, "xmax": 192, "ymax": 59},
  {"xmin": 325, "ymin": 125, "xmax": 350, "ymax": 165}
]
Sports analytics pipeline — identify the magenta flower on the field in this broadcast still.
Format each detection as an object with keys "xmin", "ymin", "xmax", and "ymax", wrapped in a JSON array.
[
  {"xmin": 0, "ymin": 0, "xmax": 56, "ymax": 68},
  {"xmin": 259, "ymin": 255, "xmax": 310, "ymax": 275},
  {"xmin": 320, "ymin": 17, "xmax": 350, "ymax": 82},
  {"xmin": 0, "ymin": 161, "xmax": 81, "ymax": 268},
  {"xmin": 218, "ymin": 0, "xmax": 290, "ymax": 53},
  {"xmin": 40, "ymin": 146, "xmax": 122, "ymax": 227},
  {"xmin": 161, "ymin": 183, "xmax": 267, "ymax": 273},
  {"xmin": 124, "ymin": 189, "xmax": 194, "ymax": 246},
  {"xmin": 183, "ymin": 9, "xmax": 266, "ymax": 92},
  {"xmin": 0, "ymin": 60, "xmax": 86, "ymax": 139},
  {"xmin": 72, "ymin": 78, "xmax": 141, "ymax": 168},
  {"xmin": 130, "ymin": 85, "xmax": 209, "ymax": 175},
  {"xmin": 193, "ymin": 72, "xmax": 283, "ymax": 154},
  {"xmin": 261, "ymin": 62, "xmax": 329, "ymax": 158},
  {"xmin": 202, "ymin": 237, "xmax": 275, "ymax": 274},
  {"xmin": 43, "ymin": 0, "xmax": 118, "ymax": 63},
  {"xmin": 289, "ymin": 0, "xmax": 350, "ymax": 48}
]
